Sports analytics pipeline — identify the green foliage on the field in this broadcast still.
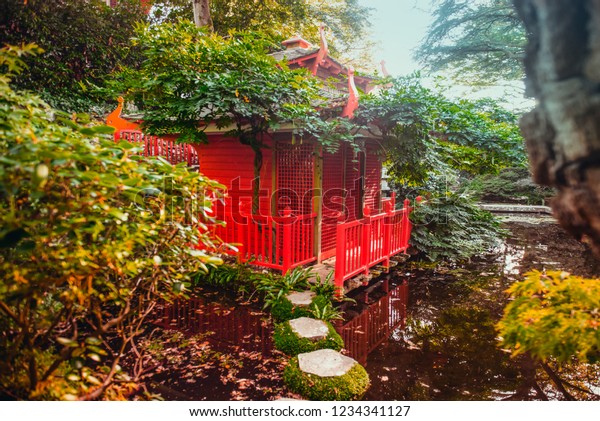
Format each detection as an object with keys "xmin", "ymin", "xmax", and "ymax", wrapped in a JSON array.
[
  {"xmin": 465, "ymin": 167, "xmax": 555, "ymax": 205},
  {"xmin": 309, "ymin": 299, "xmax": 344, "ymax": 322},
  {"xmin": 273, "ymin": 320, "xmax": 344, "ymax": 356},
  {"xmin": 310, "ymin": 271, "xmax": 336, "ymax": 299},
  {"xmin": 109, "ymin": 22, "xmax": 359, "ymax": 210},
  {"xmin": 283, "ymin": 356, "xmax": 370, "ymax": 400},
  {"xmin": 149, "ymin": 0, "xmax": 374, "ymax": 66},
  {"xmin": 0, "ymin": 0, "xmax": 147, "ymax": 112},
  {"xmin": 109, "ymin": 22, "xmax": 356, "ymax": 149},
  {"xmin": 191, "ymin": 262, "xmax": 273, "ymax": 297},
  {"xmin": 357, "ymin": 76, "xmax": 527, "ymax": 185},
  {"xmin": 270, "ymin": 295, "xmax": 330, "ymax": 323},
  {"xmin": 417, "ymin": 0, "xmax": 526, "ymax": 86},
  {"xmin": 357, "ymin": 76, "xmax": 517, "ymax": 262},
  {"xmin": 410, "ymin": 186, "xmax": 504, "ymax": 261},
  {"xmin": 0, "ymin": 46, "xmax": 222, "ymax": 400},
  {"xmin": 258, "ymin": 266, "xmax": 312, "ymax": 310},
  {"xmin": 498, "ymin": 270, "xmax": 600, "ymax": 364}
]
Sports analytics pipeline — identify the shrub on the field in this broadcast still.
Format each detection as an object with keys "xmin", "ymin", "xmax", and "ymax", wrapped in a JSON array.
[
  {"xmin": 410, "ymin": 189, "xmax": 505, "ymax": 261},
  {"xmin": 191, "ymin": 262, "xmax": 273, "ymax": 298},
  {"xmin": 310, "ymin": 271, "xmax": 336, "ymax": 300},
  {"xmin": 465, "ymin": 167, "xmax": 555, "ymax": 205},
  {"xmin": 498, "ymin": 270, "xmax": 600, "ymax": 363},
  {"xmin": 259, "ymin": 266, "xmax": 313, "ymax": 312},
  {"xmin": 0, "ymin": 46, "xmax": 222, "ymax": 400},
  {"xmin": 273, "ymin": 320, "xmax": 344, "ymax": 356},
  {"xmin": 0, "ymin": 0, "xmax": 147, "ymax": 112},
  {"xmin": 283, "ymin": 356, "xmax": 370, "ymax": 401},
  {"xmin": 308, "ymin": 299, "xmax": 344, "ymax": 322}
]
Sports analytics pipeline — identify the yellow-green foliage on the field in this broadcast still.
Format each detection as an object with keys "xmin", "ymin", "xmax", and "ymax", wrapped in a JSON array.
[
  {"xmin": 283, "ymin": 357, "xmax": 370, "ymax": 401},
  {"xmin": 273, "ymin": 320, "xmax": 344, "ymax": 356},
  {"xmin": 0, "ymin": 46, "xmax": 223, "ymax": 400},
  {"xmin": 498, "ymin": 270, "xmax": 600, "ymax": 363}
]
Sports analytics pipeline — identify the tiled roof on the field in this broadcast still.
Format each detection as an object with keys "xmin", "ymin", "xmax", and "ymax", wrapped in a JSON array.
[{"xmin": 270, "ymin": 47, "xmax": 319, "ymax": 62}]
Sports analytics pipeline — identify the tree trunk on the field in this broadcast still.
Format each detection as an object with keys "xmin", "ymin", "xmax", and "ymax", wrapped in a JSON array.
[
  {"xmin": 192, "ymin": 0, "xmax": 213, "ymax": 31},
  {"xmin": 514, "ymin": 0, "xmax": 600, "ymax": 255}
]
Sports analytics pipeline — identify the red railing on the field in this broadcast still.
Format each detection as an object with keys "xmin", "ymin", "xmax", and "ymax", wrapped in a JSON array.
[
  {"xmin": 210, "ymin": 205, "xmax": 317, "ymax": 273},
  {"xmin": 117, "ymin": 129, "xmax": 199, "ymax": 166},
  {"xmin": 335, "ymin": 280, "xmax": 408, "ymax": 365},
  {"xmin": 335, "ymin": 193, "xmax": 415, "ymax": 290}
]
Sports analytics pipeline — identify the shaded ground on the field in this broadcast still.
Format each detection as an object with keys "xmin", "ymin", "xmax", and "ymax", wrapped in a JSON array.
[
  {"xmin": 121, "ymin": 291, "xmax": 298, "ymax": 401},
  {"xmin": 123, "ymin": 216, "xmax": 600, "ymax": 401},
  {"xmin": 364, "ymin": 217, "xmax": 600, "ymax": 401}
]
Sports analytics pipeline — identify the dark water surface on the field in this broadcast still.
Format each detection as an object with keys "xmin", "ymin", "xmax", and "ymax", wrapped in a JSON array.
[
  {"xmin": 137, "ymin": 217, "xmax": 600, "ymax": 400},
  {"xmin": 364, "ymin": 217, "xmax": 600, "ymax": 400}
]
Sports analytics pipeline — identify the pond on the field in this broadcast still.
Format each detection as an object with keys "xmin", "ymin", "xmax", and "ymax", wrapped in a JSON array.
[
  {"xmin": 363, "ymin": 215, "xmax": 600, "ymax": 401},
  {"xmin": 130, "ymin": 215, "xmax": 600, "ymax": 400}
]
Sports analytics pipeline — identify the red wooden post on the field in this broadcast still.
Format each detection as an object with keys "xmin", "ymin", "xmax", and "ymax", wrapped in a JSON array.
[
  {"xmin": 282, "ymin": 206, "xmax": 293, "ymax": 274},
  {"xmin": 403, "ymin": 198, "xmax": 411, "ymax": 250},
  {"xmin": 334, "ymin": 212, "xmax": 346, "ymax": 297},
  {"xmin": 235, "ymin": 201, "xmax": 246, "ymax": 262},
  {"xmin": 361, "ymin": 205, "xmax": 372, "ymax": 282},
  {"xmin": 383, "ymin": 198, "xmax": 393, "ymax": 270},
  {"xmin": 390, "ymin": 192, "xmax": 396, "ymax": 209}
]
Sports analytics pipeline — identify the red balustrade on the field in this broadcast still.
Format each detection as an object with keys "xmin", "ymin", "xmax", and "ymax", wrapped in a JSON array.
[
  {"xmin": 335, "ymin": 280, "xmax": 408, "ymax": 365},
  {"xmin": 118, "ymin": 129, "xmax": 199, "ymax": 166},
  {"xmin": 334, "ymin": 193, "xmax": 415, "ymax": 291},
  {"xmin": 208, "ymin": 206, "xmax": 317, "ymax": 273}
]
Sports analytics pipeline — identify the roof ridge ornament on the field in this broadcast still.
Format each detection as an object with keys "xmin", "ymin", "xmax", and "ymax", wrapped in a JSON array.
[
  {"xmin": 341, "ymin": 66, "xmax": 359, "ymax": 119},
  {"xmin": 380, "ymin": 60, "xmax": 390, "ymax": 77},
  {"xmin": 106, "ymin": 97, "xmax": 140, "ymax": 140},
  {"xmin": 311, "ymin": 24, "xmax": 329, "ymax": 76}
]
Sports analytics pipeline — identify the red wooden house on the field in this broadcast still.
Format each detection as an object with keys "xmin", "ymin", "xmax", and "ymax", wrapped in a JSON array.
[{"xmin": 106, "ymin": 29, "xmax": 414, "ymax": 292}]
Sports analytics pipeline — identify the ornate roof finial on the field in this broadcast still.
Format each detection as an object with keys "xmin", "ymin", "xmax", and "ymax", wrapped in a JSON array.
[
  {"xmin": 341, "ymin": 66, "xmax": 359, "ymax": 119},
  {"xmin": 380, "ymin": 60, "xmax": 390, "ymax": 77},
  {"xmin": 311, "ymin": 24, "xmax": 329, "ymax": 76}
]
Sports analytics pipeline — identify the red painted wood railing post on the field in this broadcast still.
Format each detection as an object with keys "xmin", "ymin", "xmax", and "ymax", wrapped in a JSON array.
[
  {"xmin": 403, "ymin": 198, "xmax": 411, "ymax": 250},
  {"xmin": 282, "ymin": 206, "xmax": 293, "ymax": 274},
  {"xmin": 334, "ymin": 212, "xmax": 346, "ymax": 297},
  {"xmin": 235, "ymin": 202, "xmax": 246, "ymax": 262},
  {"xmin": 361, "ymin": 205, "xmax": 372, "ymax": 282},
  {"xmin": 383, "ymin": 198, "xmax": 394, "ymax": 269}
]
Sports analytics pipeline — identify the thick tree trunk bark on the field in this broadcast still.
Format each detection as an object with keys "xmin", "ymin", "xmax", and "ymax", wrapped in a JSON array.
[
  {"xmin": 192, "ymin": 0, "xmax": 213, "ymax": 31},
  {"xmin": 514, "ymin": 0, "xmax": 600, "ymax": 255}
]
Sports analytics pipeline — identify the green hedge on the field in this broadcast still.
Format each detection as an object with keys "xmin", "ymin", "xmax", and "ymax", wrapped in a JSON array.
[
  {"xmin": 283, "ymin": 357, "xmax": 370, "ymax": 401},
  {"xmin": 270, "ymin": 294, "xmax": 329, "ymax": 323},
  {"xmin": 273, "ymin": 320, "xmax": 344, "ymax": 356}
]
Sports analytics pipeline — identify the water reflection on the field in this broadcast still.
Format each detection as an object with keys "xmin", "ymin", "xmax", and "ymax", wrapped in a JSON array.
[
  {"xmin": 363, "ymin": 219, "xmax": 600, "ymax": 401},
  {"xmin": 154, "ymin": 297, "xmax": 274, "ymax": 355},
  {"xmin": 338, "ymin": 280, "xmax": 408, "ymax": 365}
]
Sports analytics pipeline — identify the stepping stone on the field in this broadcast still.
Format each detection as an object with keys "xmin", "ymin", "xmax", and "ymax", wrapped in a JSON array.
[
  {"xmin": 289, "ymin": 317, "xmax": 330, "ymax": 341},
  {"xmin": 297, "ymin": 349, "xmax": 357, "ymax": 377},
  {"xmin": 286, "ymin": 290, "xmax": 316, "ymax": 306}
]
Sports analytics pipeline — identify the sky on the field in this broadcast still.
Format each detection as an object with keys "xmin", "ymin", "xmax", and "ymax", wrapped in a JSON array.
[
  {"xmin": 362, "ymin": 0, "xmax": 533, "ymax": 109},
  {"xmin": 362, "ymin": 0, "xmax": 433, "ymax": 77}
]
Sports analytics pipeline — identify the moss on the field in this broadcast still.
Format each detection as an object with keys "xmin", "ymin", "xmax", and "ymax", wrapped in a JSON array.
[
  {"xmin": 283, "ymin": 357, "xmax": 370, "ymax": 401},
  {"xmin": 273, "ymin": 320, "xmax": 344, "ymax": 356},
  {"xmin": 270, "ymin": 294, "xmax": 329, "ymax": 322}
]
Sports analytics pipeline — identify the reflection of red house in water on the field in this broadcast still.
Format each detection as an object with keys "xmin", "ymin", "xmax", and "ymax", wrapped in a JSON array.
[{"xmin": 106, "ymin": 29, "xmax": 414, "ymax": 292}]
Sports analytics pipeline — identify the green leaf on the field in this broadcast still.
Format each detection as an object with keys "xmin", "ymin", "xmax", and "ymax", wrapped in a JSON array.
[{"xmin": 56, "ymin": 337, "xmax": 78, "ymax": 348}]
